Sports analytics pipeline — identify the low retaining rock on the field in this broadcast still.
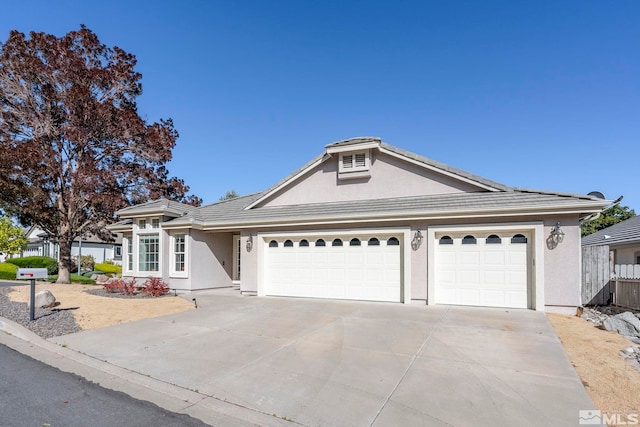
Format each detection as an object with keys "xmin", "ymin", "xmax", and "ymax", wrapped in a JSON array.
[{"xmin": 33, "ymin": 290, "xmax": 56, "ymax": 308}]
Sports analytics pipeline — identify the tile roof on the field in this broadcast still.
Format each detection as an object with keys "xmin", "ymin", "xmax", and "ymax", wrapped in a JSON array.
[
  {"xmin": 114, "ymin": 138, "xmax": 612, "ymax": 230},
  {"xmin": 581, "ymin": 215, "xmax": 640, "ymax": 246},
  {"xmin": 163, "ymin": 190, "xmax": 609, "ymax": 229},
  {"xmin": 380, "ymin": 142, "xmax": 511, "ymax": 191},
  {"xmin": 115, "ymin": 198, "xmax": 199, "ymax": 217}
]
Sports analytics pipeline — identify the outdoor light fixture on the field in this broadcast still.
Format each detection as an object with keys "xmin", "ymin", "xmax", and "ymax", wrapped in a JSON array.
[
  {"xmin": 411, "ymin": 230, "xmax": 423, "ymax": 251},
  {"xmin": 550, "ymin": 222, "xmax": 565, "ymax": 245},
  {"xmin": 246, "ymin": 234, "xmax": 253, "ymax": 252}
]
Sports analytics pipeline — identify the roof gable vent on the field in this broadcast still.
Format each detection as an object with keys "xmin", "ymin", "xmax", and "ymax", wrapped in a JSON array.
[{"xmin": 338, "ymin": 150, "xmax": 371, "ymax": 180}]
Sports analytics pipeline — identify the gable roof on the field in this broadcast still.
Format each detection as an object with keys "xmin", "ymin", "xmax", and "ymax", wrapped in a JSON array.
[
  {"xmin": 582, "ymin": 215, "xmax": 640, "ymax": 246},
  {"xmin": 114, "ymin": 137, "xmax": 612, "ymax": 231},
  {"xmin": 244, "ymin": 137, "xmax": 510, "ymax": 209}
]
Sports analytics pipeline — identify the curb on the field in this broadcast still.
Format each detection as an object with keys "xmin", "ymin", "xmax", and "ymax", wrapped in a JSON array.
[{"xmin": 0, "ymin": 316, "xmax": 293, "ymax": 427}]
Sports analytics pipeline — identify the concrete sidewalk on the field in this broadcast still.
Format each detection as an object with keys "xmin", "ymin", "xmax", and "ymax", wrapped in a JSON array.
[{"xmin": 4, "ymin": 289, "xmax": 598, "ymax": 426}]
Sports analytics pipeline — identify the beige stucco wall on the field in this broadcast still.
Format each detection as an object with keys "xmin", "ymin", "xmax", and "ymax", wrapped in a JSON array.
[
  {"xmin": 187, "ymin": 230, "xmax": 234, "ymax": 290},
  {"xmin": 409, "ymin": 223, "xmax": 428, "ymax": 303},
  {"xmin": 240, "ymin": 231, "xmax": 258, "ymax": 295},
  {"xmin": 542, "ymin": 216, "xmax": 582, "ymax": 307},
  {"xmin": 259, "ymin": 151, "xmax": 483, "ymax": 208}
]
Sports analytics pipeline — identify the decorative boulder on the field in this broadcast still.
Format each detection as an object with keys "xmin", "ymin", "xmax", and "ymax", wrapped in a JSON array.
[
  {"xmin": 34, "ymin": 290, "xmax": 56, "ymax": 308},
  {"xmin": 602, "ymin": 311, "xmax": 640, "ymax": 338},
  {"xmin": 95, "ymin": 274, "xmax": 109, "ymax": 283}
]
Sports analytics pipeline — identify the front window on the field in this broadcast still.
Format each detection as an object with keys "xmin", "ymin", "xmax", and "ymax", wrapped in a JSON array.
[
  {"xmin": 151, "ymin": 218, "xmax": 160, "ymax": 229},
  {"xmin": 139, "ymin": 235, "xmax": 159, "ymax": 272},
  {"xmin": 174, "ymin": 234, "xmax": 185, "ymax": 272},
  {"xmin": 138, "ymin": 219, "xmax": 147, "ymax": 230}
]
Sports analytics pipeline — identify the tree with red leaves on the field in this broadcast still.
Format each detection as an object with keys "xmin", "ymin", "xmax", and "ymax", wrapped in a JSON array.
[{"xmin": 0, "ymin": 26, "xmax": 201, "ymax": 283}]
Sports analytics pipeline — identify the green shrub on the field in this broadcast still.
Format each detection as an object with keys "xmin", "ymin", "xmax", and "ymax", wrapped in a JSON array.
[
  {"xmin": 47, "ymin": 274, "xmax": 96, "ymax": 284},
  {"xmin": 5, "ymin": 256, "xmax": 58, "ymax": 275},
  {"xmin": 95, "ymin": 263, "xmax": 122, "ymax": 275},
  {"xmin": 0, "ymin": 262, "xmax": 18, "ymax": 280}
]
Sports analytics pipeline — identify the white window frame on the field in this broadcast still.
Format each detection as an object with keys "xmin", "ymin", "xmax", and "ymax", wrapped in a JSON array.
[
  {"xmin": 151, "ymin": 218, "xmax": 161, "ymax": 229},
  {"xmin": 138, "ymin": 233, "xmax": 160, "ymax": 274},
  {"xmin": 338, "ymin": 150, "xmax": 371, "ymax": 180},
  {"xmin": 170, "ymin": 231, "xmax": 189, "ymax": 278},
  {"xmin": 123, "ymin": 235, "xmax": 133, "ymax": 273},
  {"xmin": 130, "ymin": 216, "xmax": 164, "ymax": 277}
]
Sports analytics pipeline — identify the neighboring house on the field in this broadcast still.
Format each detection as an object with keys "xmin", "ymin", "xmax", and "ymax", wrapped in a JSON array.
[
  {"xmin": 582, "ymin": 215, "xmax": 640, "ymax": 265},
  {"xmin": 109, "ymin": 137, "xmax": 610, "ymax": 311},
  {"xmin": 22, "ymin": 226, "xmax": 123, "ymax": 265}
]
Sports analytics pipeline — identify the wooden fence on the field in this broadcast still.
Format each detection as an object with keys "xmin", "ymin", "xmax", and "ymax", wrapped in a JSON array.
[
  {"xmin": 612, "ymin": 264, "xmax": 640, "ymax": 310},
  {"xmin": 582, "ymin": 245, "xmax": 612, "ymax": 305}
]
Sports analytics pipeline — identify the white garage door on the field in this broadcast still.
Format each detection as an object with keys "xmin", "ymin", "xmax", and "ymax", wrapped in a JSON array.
[
  {"xmin": 434, "ymin": 232, "xmax": 529, "ymax": 308},
  {"xmin": 264, "ymin": 235, "xmax": 402, "ymax": 302}
]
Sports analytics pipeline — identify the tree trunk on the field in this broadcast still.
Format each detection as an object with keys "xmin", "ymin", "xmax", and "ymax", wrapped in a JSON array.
[{"xmin": 56, "ymin": 237, "xmax": 73, "ymax": 284}]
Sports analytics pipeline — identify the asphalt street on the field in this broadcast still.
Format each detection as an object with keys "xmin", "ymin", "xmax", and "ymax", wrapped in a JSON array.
[{"xmin": 0, "ymin": 343, "xmax": 210, "ymax": 427}]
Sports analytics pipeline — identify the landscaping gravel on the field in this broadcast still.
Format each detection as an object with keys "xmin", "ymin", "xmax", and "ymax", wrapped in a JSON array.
[{"xmin": 0, "ymin": 287, "xmax": 81, "ymax": 339}]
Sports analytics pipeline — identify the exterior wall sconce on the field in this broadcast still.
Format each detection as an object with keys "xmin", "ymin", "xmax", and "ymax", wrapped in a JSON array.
[
  {"xmin": 411, "ymin": 230, "xmax": 423, "ymax": 251},
  {"xmin": 550, "ymin": 222, "xmax": 565, "ymax": 245},
  {"xmin": 246, "ymin": 234, "xmax": 253, "ymax": 252}
]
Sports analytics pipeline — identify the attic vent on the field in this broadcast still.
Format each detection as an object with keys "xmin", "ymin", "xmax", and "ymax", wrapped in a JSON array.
[
  {"xmin": 343, "ymin": 155, "xmax": 354, "ymax": 169},
  {"xmin": 338, "ymin": 150, "xmax": 371, "ymax": 180}
]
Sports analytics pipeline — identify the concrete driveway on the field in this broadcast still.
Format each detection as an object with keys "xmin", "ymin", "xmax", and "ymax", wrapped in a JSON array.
[{"xmin": 50, "ymin": 289, "xmax": 595, "ymax": 426}]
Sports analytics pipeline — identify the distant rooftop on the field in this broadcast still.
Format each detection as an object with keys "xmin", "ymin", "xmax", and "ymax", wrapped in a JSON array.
[{"xmin": 582, "ymin": 215, "xmax": 640, "ymax": 246}]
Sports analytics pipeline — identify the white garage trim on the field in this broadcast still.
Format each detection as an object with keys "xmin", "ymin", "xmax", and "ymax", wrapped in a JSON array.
[
  {"xmin": 257, "ymin": 228, "xmax": 411, "ymax": 304},
  {"xmin": 427, "ymin": 223, "xmax": 545, "ymax": 311}
]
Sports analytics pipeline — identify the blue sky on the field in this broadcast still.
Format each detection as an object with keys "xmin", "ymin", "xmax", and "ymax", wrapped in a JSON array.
[{"xmin": 3, "ymin": 1, "xmax": 639, "ymax": 210}]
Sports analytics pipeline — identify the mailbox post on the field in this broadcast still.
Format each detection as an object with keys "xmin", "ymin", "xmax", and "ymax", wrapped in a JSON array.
[{"xmin": 16, "ymin": 268, "xmax": 49, "ymax": 321}]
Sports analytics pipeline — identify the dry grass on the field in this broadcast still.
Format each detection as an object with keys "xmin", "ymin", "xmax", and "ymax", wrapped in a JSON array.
[
  {"xmin": 547, "ymin": 313, "xmax": 640, "ymax": 411},
  {"xmin": 8, "ymin": 283, "xmax": 194, "ymax": 330}
]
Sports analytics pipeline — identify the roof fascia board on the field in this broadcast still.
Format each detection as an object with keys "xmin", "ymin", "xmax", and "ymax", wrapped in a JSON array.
[
  {"xmin": 106, "ymin": 224, "xmax": 132, "ymax": 232},
  {"xmin": 379, "ymin": 146, "xmax": 501, "ymax": 192},
  {"xmin": 116, "ymin": 208, "xmax": 187, "ymax": 218},
  {"xmin": 325, "ymin": 141, "xmax": 380, "ymax": 154},
  {"xmin": 161, "ymin": 222, "xmax": 203, "ymax": 230},
  {"xmin": 244, "ymin": 156, "xmax": 328, "ymax": 210},
  {"xmin": 199, "ymin": 204, "xmax": 608, "ymax": 231}
]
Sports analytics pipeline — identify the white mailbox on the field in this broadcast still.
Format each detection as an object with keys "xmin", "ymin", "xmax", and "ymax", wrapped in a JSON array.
[{"xmin": 16, "ymin": 268, "xmax": 49, "ymax": 280}]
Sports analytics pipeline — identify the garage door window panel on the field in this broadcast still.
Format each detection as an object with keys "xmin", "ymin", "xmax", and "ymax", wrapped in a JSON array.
[
  {"xmin": 511, "ymin": 234, "xmax": 527, "ymax": 244},
  {"xmin": 462, "ymin": 235, "xmax": 477, "ymax": 244},
  {"xmin": 439, "ymin": 236, "xmax": 454, "ymax": 245},
  {"xmin": 486, "ymin": 235, "xmax": 502, "ymax": 244}
]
